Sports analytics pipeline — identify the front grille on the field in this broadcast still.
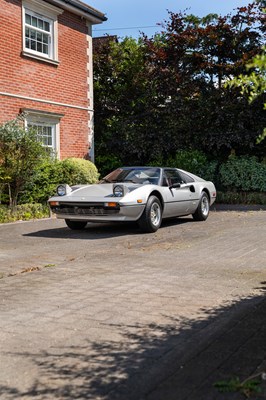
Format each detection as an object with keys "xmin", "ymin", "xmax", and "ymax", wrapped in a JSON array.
[{"xmin": 51, "ymin": 202, "xmax": 120, "ymax": 216}]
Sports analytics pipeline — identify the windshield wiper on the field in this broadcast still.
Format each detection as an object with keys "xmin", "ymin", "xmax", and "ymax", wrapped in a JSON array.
[
  {"xmin": 123, "ymin": 179, "xmax": 138, "ymax": 183},
  {"xmin": 100, "ymin": 178, "xmax": 120, "ymax": 183}
]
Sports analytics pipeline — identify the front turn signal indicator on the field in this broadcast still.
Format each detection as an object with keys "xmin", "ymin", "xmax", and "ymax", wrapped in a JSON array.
[
  {"xmin": 104, "ymin": 202, "xmax": 117, "ymax": 207},
  {"xmin": 49, "ymin": 201, "xmax": 59, "ymax": 206}
]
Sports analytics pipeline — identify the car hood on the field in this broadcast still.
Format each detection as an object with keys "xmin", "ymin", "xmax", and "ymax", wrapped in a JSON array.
[{"xmin": 50, "ymin": 183, "xmax": 140, "ymax": 202}]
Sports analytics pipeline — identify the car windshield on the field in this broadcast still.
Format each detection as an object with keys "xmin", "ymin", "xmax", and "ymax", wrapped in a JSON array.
[{"xmin": 100, "ymin": 168, "xmax": 161, "ymax": 185}]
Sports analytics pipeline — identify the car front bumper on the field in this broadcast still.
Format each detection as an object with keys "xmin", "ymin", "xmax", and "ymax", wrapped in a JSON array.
[{"xmin": 49, "ymin": 202, "xmax": 145, "ymax": 222}]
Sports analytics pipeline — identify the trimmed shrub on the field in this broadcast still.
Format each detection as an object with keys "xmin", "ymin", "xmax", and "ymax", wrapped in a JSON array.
[
  {"xmin": 220, "ymin": 156, "xmax": 266, "ymax": 192},
  {"xmin": 19, "ymin": 159, "xmax": 63, "ymax": 204},
  {"xmin": 19, "ymin": 157, "xmax": 99, "ymax": 204},
  {"xmin": 60, "ymin": 158, "xmax": 99, "ymax": 185}
]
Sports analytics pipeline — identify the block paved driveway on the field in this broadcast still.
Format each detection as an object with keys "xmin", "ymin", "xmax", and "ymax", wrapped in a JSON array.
[{"xmin": 0, "ymin": 210, "xmax": 266, "ymax": 400}]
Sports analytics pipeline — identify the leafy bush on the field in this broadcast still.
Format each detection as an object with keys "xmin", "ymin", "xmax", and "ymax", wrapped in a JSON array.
[
  {"xmin": 220, "ymin": 156, "xmax": 266, "ymax": 192},
  {"xmin": 165, "ymin": 150, "xmax": 218, "ymax": 182},
  {"xmin": 166, "ymin": 150, "xmax": 208, "ymax": 172},
  {"xmin": 216, "ymin": 191, "xmax": 266, "ymax": 205},
  {"xmin": 19, "ymin": 159, "xmax": 63, "ymax": 204},
  {"xmin": 0, "ymin": 204, "xmax": 49, "ymax": 223},
  {"xmin": 19, "ymin": 157, "xmax": 99, "ymax": 204},
  {"xmin": 200, "ymin": 160, "xmax": 219, "ymax": 182},
  {"xmin": 0, "ymin": 117, "xmax": 50, "ymax": 208},
  {"xmin": 95, "ymin": 154, "xmax": 122, "ymax": 178}
]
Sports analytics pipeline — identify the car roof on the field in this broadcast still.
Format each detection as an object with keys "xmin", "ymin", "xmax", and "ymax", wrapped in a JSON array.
[
  {"xmin": 120, "ymin": 166, "xmax": 182, "ymax": 172},
  {"xmin": 121, "ymin": 166, "xmax": 161, "ymax": 169}
]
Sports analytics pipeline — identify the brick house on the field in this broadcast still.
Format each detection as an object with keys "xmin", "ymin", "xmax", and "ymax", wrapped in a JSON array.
[{"xmin": 0, "ymin": 0, "xmax": 106, "ymax": 161}]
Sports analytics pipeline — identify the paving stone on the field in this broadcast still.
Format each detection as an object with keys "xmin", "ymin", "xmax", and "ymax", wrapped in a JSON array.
[{"xmin": 0, "ymin": 211, "xmax": 266, "ymax": 399}]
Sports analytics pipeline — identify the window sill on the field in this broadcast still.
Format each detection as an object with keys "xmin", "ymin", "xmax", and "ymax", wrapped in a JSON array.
[{"xmin": 21, "ymin": 51, "xmax": 59, "ymax": 66}]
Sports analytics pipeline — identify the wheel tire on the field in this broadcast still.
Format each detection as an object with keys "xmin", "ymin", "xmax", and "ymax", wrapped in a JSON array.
[
  {"xmin": 138, "ymin": 196, "xmax": 162, "ymax": 233},
  {"xmin": 192, "ymin": 192, "xmax": 210, "ymax": 221},
  {"xmin": 65, "ymin": 219, "xmax": 87, "ymax": 230}
]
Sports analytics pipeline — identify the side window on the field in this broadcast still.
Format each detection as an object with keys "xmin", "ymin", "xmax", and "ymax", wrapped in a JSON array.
[
  {"xmin": 22, "ymin": 0, "xmax": 63, "ymax": 63},
  {"xmin": 178, "ymin": 171, "xmax": 195, "ymax": 183},
  {"xmin": 163, "ymin": 169, "xmax": 183, "ymax": 186}
]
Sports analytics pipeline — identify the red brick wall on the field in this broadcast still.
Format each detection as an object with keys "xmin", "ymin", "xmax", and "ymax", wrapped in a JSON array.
[{"xmin": 0, "ymin": 0, "xmax": 91, "ymax": 159}]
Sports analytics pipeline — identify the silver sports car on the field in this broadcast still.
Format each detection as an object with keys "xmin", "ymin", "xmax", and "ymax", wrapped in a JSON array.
[{"xmin": 48, "ymin": 166, "xmax": 216, "ymax": 233}]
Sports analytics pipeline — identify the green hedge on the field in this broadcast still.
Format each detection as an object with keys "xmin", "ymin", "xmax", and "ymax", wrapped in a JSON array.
[
  {"xmin": 216, "ymin": 191, "xmax": 266, "ymax": 205},
  {"xmin": 95, "ymin": 154, "xmax": 122, "ymax": 178},
  {"xmin": 152, "ymin": 150, "xmax": 218, "ymax": 182},
  {"xmin": 2, "ymin": 153, "xmax": 266, "ymax": 212},
  {"xmin": 0, "ymin": 204, "xmax": 49, "ymax": 223},
  {"xmin": 163, "ymin": 152, "xmax": 266, "ymax": 194},
  {"xmin": 220, "ymin": 156, "xmax": 266, "ymax": 192},
  {"xmin": 165, "ymin": 150, "xmax": 209, "ymax": 175}
]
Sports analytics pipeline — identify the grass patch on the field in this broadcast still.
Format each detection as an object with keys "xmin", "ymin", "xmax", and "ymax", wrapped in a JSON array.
[{"xmin": 214, "ymin": 372, "xmax": 266, "ymax": 398}]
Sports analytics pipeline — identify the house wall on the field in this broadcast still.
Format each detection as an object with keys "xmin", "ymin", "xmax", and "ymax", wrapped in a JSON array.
[{"xmin": 0, "ymin": 0, "xmax": 93, "ymax": 159}]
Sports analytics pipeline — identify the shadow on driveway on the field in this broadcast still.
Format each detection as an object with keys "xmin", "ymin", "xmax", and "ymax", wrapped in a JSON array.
[
  {"xmin": 23, "ymin": 218, "xmax": 193, "ymax": 240},
  {"xmin": 1, "ymin": 283, "xmax": 266, "ymax": 400}
]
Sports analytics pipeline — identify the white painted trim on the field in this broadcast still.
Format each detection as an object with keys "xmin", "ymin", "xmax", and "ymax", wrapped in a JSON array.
[
  {"xmin": 21, "ymin": 108, "xmax": 64, "ymax": 118},
  {"xmin": 0, "ymin": 91, "xmax": 93, "ymax": 111},
  {"xmin": 23, "ymin": 0, "xmax": 63, "ymax": 18},
  {"xmin": 86, "ymin": 23, "xmax": 94, "ymax": 162},
  {"xmin": 55, "ymin": 121, "xmax": 60, "ymax": 159},
  {"xmin": 21, "ymin": 50, "xmax": 60, "ymax": 65},
  {"xmin": 49, "ymin": 0, "xmax": 105, "ymax": 24}
]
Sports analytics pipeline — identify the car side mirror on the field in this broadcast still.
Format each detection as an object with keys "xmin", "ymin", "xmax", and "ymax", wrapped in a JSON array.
[
  {"xmin": 170, "ymin": 182, "xmax": 181, "ymax": 189},
  {"xmin": 190, "ymin": 185, "xmax": 195, "ymax": 193}
]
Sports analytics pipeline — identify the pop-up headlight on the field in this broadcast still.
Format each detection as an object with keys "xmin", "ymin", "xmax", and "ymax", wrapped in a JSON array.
[
  {"xmin": 56, "ymin": 184, "xmax": 72, "ymax": 196},
  {"xmin": 113, "ymin": 184, "xmax": 124, "ymax": 197}
]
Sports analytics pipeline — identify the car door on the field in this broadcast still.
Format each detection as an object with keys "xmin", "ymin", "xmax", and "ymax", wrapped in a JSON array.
[{"xmin": 162, "ymin": 169, "xmax": 194, "ymax": 217}]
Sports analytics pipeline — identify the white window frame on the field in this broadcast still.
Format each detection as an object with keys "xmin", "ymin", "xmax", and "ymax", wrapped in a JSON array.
[
  {"xmin": 24, "ymin": 10, "xmax": 53, "ymax": 59},
  {"xmin": 24, "ymin": 112, "xmax": 61, "ymax": 157},
  {"xmin": 28, "ymin": 122, "xmax": 56, "ymax": 149},
  {"xmin": 22, "ymin": 0, "xmax": 63, "ymax": 63}
]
